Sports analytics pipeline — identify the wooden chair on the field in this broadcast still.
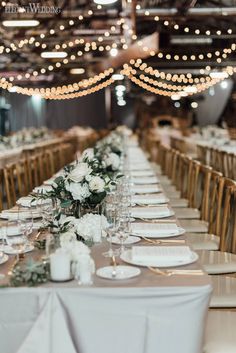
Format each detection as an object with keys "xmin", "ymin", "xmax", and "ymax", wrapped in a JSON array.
[
  {"xmin": 224, "ymin": 152, "xmax": 236, "ymax": 180},
  {"xmin": 3, "ymin": 160, "xmax": 29, "ymax": 209},
  {"xmin": 197, "ymin": 177, "xmax": 236, "ymax": 273}
]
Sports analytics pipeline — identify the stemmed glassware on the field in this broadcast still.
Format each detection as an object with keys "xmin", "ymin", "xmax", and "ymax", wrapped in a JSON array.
[
  {"xmin": 117, "ymin": 215, "xmax": 130, "ymax": 254},
  {"xmin": 102, "ymin": 204, "xmax": 119, "ymax": 257},
  {"xmin": 6, "ymin": 219, "xmax": 28, "ymax": 260}
]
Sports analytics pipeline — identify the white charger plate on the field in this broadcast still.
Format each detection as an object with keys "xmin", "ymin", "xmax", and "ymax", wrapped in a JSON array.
[
  {"xmin": 96, "ymin": 265, "xmax": 141, "ymax": 280},
  {"xmin": 132, "ymin": 178, "xmax": 160, "ymax": 185},
  {"xmin": 131, "ymin": 226, "xmax": 185, "ymax": 239},
  {"xmin": 3, "ymin": 244, "xmax": 34, "ymax": 255},
  {"xmin": 120, "ymin": 249, "xmax": 199, "ymax": 268},
  {"xmin": 111, "ymin": 235, "xmax": 141, "ymax": 245},
  {"xmin": 0, "ymin": 254, "xmax": 9, "ymax": 265}
]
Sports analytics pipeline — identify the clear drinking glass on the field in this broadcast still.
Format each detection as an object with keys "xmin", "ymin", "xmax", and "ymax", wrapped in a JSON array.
[
  {"xmin": 102, "ymin": 205, "xmax": 119, "ymax": 257},
  {"xmin": 117, "ymin": 216, "xmax": 130, "ymax": 254},
  {"xmin": 6, "ymin": 220, "xmax": 28, "ymax": 260}
]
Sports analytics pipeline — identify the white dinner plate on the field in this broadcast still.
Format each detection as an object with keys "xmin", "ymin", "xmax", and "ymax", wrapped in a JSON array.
[
  {"xmin": 111, "ymin": 235, "xmax": 141, "ymax": 245},
  {"xmin": 120, "ymin": 249, "xmax": 199, "ymax": 268},
  {"xmin": 3, "ymin": 244, "xmax": 34, "ymax": 255},
  {"xmin": 96, "ymin": 265, "xmax": 141, "ymax": 280},
  {"xmin": 0, "ymin": 254, "xmax": 9, "ymax": 265}
]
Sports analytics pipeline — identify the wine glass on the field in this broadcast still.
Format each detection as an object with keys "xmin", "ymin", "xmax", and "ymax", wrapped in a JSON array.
[
  {"xmin": 18, "ymin": 209, "xmax": 34, "ymax": 238},
  {"xmin": 6, "ymin": 220, "xmax": 28, "ymax": 260},
  {"xmin": 102, "ymin": 205, "xmax": 119, "ymax": 257},
  {"xmin": 117, "ymin": 215, "xmax": 130, "ymax": 255}
]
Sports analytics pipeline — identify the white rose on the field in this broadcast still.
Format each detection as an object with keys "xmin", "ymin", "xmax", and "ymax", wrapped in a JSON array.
[
  {"xmin": 85, "ymin": 174, "xmax": 92, "ymax": 182},
  {"xmin": 81, "ymin": 148, "xmax": 94, "ymax": 161},
  {"xmin": 66, "ymin": 182, "xmax": 91, "ymax": 201},
  {"xmin": 68, "ymin": 163, "xmax": 92, "ymax": 182},
  {"xmin": 89, "ymin": 176, "xmax": 105, "ymax": 193},
  {"xmin": 104, "ymin": 153, "xmax": 120, "ymax": 170}
]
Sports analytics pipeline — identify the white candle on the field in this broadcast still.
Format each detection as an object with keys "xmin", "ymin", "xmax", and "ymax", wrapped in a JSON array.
[
  {"xmin": 77, "ymin": 256, "xmax": 94, "ymax": 285},
  {"xmin": 50, "ymin": 250, "xmax": 71, "ymax": 281}
]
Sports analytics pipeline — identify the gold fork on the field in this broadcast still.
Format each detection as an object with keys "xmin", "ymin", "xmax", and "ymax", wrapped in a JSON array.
[
  {"xmin": 143, "ymin": 236, "xmax": 185, "ymax": 245},
  {"xmin": 148, "ymin": 266, "xmax": 204, "ymax": 276}
]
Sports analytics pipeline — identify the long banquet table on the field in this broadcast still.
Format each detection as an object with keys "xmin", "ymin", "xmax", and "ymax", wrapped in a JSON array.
[{"xmin": 0, "ymin": 143, "xmax": 212, "ymax": 353}]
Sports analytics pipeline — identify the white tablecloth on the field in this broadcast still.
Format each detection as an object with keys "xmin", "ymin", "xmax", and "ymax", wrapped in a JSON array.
[
  {"xmin": 0, "ymin": 284, "xmax": 211, "ymax": 353},
  {"xmin": 0, "ymin": 144, "xmax": 212, "ymax": 353}
]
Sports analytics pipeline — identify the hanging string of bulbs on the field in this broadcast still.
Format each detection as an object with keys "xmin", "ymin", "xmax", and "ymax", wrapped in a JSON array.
[
  {"xmin": 121, "ymin": 64, "xmax": 235, "ymax": 99},
  {"xmin": 0, "ymin": 62, "xmax": 234, "ymax": 100},
  {"xmin": 0, "ymin": 68, "xmax": 114, "ymax": 97},
  {"xmin": 129, "ymin": 59, "xmax": 229, "ymax": 84}
]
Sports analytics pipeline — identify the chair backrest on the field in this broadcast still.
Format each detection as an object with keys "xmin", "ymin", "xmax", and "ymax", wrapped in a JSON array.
[
  {"xmin": 3, "ymin": 160, "xmax": 29, "ymax": 208},
  {"xmin": 220, "ymin": 178, "xmax": 236, "ymax": 253},
  {"xmin": 208, "ymin": 170, "xmax": 224, "ymax": 236}
]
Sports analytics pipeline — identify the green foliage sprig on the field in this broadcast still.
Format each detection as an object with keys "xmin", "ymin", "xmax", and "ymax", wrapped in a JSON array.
[{"xmin": 10, "ymin": 258, "xmax": 50, "ymax": 287}]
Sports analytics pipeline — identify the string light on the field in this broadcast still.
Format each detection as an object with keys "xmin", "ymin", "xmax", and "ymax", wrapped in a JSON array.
[
  {"xmin": 128, "ymin": 59, "xmax": 230, "ymax": 84},
  {"xmin": 0, "ymin": 68, "xmax": 114, "ymax": 97}
]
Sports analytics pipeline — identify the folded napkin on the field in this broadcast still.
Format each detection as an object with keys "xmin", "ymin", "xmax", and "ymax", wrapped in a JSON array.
[
  {"xmin": 0, "ymin": 209, "xmax": 41, "ymax": 220},
  {"xmin": 131, "ymin": 206, "xmax": 172, "ymax": 219},
  {"xmin": 131, "ymin": 185, "xmax": 161, "ymax": 194},
  {"xmin": 131, "ymin": 223, "xmax": 179, "ymax": 236},
  {"xmin": 17, "ymin": 196, "xmax": 49, "ymax": 207},
  {"xmin": 131, "ymin": 177, "xmax": 159, "ymax": 185},
  {"xmin": 131, "ymin": 194, "xmax": 168, "ymax": 205},
  {"xmin": 129, "ymin": 164, "xmax": 152, "ymax": 171},
  {"xmin": 0, "ymin": 225, "xmax": 21, "ymax": 237},
  {"xmin": 131, "ymin": 170, "xmax": 155, "ymax": 177},
  {"xmin": 132, "ymin": 246, "xmax": 192, "ymax": 263},
  {"xmin": 33, "ymin": 185, "xmax": 52, "ymax": 194}
]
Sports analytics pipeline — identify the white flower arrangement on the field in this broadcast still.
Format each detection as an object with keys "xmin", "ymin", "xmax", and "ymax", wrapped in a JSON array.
[
  {"xmin": 36, "ymin": 130, "xmax": 124, "ymax": 212},
  {"xmin": 75, "ymin": 213, "xmax": 108, "ymax": 243},
  {"xmin": 0, "ymin": 127, "xmax": 53, "ymax": 149},
  {"xmin": 61, "ymin": 239, "xmax": 91, "ymax": 261}
]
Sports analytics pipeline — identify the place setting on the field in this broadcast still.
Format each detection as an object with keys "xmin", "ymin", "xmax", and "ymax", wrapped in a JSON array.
[{"xmin": 130, "ymin": 205, "xmax": 175, "ymax": 220}]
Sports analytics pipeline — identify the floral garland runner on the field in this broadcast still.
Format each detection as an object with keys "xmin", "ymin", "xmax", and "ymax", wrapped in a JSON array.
[{"xmin": 35, "ymin": 127, "xmax": 128, "ymax": 245}]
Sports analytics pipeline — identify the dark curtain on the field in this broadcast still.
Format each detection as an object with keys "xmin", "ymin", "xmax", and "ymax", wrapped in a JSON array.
[{"xmin": 3, "ymin": 89, "xmax": 108, "ymax": 132}]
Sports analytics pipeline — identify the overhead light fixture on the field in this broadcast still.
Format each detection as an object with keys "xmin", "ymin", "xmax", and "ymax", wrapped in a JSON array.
[
  {"xmin": 171, "ymin": 94, "xmax": 180, "ymax": 101},
  {"xmin": 112, "ymin": 74, "xmax": 124, "ymax": 80},
  {"xmin": 171, "ymin": 36, "xmax": 212, "ymax": 45},
  {"xmin": 2, "ymin": 20, "xmax": 39, "ymax": 27},
  {"xmin": 94, "ymin": 0, "xmax": 118, "ymax": 4},
  {"xmin": 116, "ymin": 91, "xmax": 123, "ymax": 97},
  {"xmin": 184, "ymin": 86, "xmax": 197, "ymax": 93},
  {"xmin": 221, "ymin": 81, "xmax": 228, "ymax": 89},
  {"xmin": 210, "ymin": 71, "xmax": 227, "ymax": 79},
  {"xmin": 110, "ymin": 48, "xmax": 118, "ymax": 57},
  {"xmin": 117, "ymin": 100, "xmax": 126, "ymax": 106},
  {"xmin": 70, "ymin": 68, "xmax": 85, "ymax": 74},
  {"xmin": 191, "ymin": 102, "xmax": 198, "ymax": 108},
  {"xmin": 8, "ymin": 86, "xmax": 17, "ymax": 93},
  {"xmin": 174, "ymin": 101, "xmax": 180, "ymax": 108},
  {"xmin": 41, "ymin": 51, "xmax": 67, "ymax": 59},
  {"xmin": 115, "ymin": 84, "xmax": 126, "ymax": 91}
]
